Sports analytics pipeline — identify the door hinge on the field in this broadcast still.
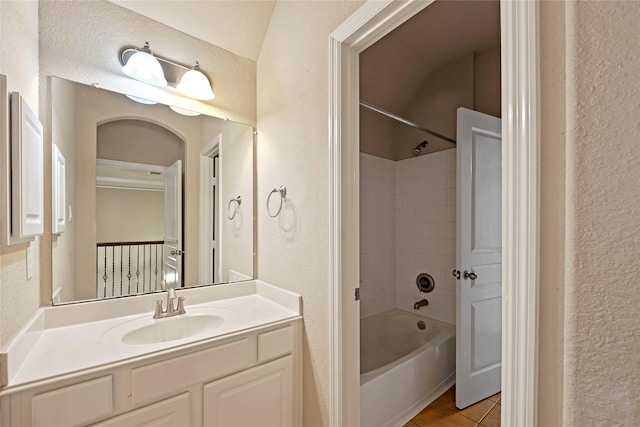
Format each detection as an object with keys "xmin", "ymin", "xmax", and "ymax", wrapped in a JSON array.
[{"xmin": 355, "ymin": 287, "xmax": 360, "ymax": 301}]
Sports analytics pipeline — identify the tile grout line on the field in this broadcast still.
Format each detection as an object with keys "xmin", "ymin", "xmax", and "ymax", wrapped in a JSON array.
[{"xmin": 476, "ymin": 399, "xmax": 498, "ymax": 426}]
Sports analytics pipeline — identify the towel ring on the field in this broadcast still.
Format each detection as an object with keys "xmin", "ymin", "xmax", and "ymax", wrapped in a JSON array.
[
  {"xmin": 227, "ymin": 196, "xmax": 242, "ymax": 220},
  {"xmin": 267, "ymin": 185, "xmax": 287, "ymax": 218}
]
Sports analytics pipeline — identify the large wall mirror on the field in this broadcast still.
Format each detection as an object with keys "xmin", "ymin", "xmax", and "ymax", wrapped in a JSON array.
[{"xmin": 50, "ymin": 77, "xmax": 255, "ymax": 304}]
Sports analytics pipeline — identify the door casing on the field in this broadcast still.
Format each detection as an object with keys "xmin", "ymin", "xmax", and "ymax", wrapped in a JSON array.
[{"xmin": 328, "ymin": 1, "xmax": 540, "ymax": 426}]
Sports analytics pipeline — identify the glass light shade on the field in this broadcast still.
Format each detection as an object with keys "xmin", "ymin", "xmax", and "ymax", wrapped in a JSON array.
[
  {"xmin": 177, "ymin": 69, "xmax": 215, "ymax": 100},
  {"xmin": 169, "ymin": 105, "xmax": 201, "ymax": 116},
  {"xmin": 122, "ymin": 51, "xmax": 167, "ymax": 87},
  {"xmin": 125, "ymin": 95, "xmax": 158, "ymax": 105}
]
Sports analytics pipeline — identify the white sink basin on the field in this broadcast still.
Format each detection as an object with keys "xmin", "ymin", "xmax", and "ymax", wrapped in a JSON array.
[
  {"xmin": 101, "ymin": 308, "xmax": 227, "ymax": 346},
  {"xmin": 122, "ymin": 314, "xmax": 224, "ymax": 345}
]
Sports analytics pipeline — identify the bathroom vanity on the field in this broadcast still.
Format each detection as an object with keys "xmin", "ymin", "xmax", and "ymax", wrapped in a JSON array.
[{"xmin": 0, "ymin": 281, "xmax": 302, "ymax": 427}]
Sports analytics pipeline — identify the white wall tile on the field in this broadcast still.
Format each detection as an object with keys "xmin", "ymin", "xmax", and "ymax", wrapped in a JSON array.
[
  {"xmin": 394, "ymin": 149, "xmax": 457, "ymax": 325},
  {"xmin": 361, "ymin": 150, "xmax": 457, "ymax": 324}
]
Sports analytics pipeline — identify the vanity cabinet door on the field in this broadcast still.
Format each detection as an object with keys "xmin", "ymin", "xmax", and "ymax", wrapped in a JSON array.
[
  {"xmin": 90, "ymin": 392, "xmax": 190, "ymax": 427},
  {"xmin": 203, "ymin": 356, "xmax": 293, "ymax": 427}
]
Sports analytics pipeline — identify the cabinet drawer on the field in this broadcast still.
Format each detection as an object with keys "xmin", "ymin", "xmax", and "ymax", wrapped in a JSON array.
[
  {"xmin": 258, "ymin": 326, "xmax": 293, "ymax": 363},
  {"xmin": 32, "ymin": 375, "xmax": 112, "ymax": 427},
  {"xmin": 90, "ymin": 392, "xmax": 190, "ymax": 427},
  {"xmin": 131, "ymin": 338, "xmax": 249, "ymax": 405}
]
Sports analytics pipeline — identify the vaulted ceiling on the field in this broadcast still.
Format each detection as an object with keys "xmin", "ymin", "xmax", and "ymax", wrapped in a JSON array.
[
  {"xmin": 360, "ymin": 0, "xmax": 500, "ymax": 115},
  {"xmin": 110, "ymin": 1, "xmax": 276, "ymax": 61}
]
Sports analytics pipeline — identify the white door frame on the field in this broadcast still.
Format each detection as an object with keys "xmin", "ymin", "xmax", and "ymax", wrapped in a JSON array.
[
  {"xmin": 199, "ymin": 134, "xmax": 221, "ymax": 284},
  {"xmin": 328, "ymin": 1, "xmax": 539, "ymax": 426}
]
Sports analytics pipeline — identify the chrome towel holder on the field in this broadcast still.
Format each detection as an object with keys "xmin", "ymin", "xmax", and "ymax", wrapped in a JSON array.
[
  {"xmin": 267, "ymin": 185, "xmax": 287, "ymax": 218},
  {"xmin": 227, "ymin": 196, "xmax": 242, "ymax": 220}
]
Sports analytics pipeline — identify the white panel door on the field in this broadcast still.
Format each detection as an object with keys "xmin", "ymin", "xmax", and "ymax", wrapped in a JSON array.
[
  {"xmin": 163, "ymin": 160, "xmax": 182, "ymax": 288},
  {"xmin": 456, "ymin": 108, "xmax": 502, "ymax": 409}
]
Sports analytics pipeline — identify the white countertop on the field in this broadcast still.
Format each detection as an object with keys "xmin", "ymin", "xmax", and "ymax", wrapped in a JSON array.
[{"xmin": 0, "ymin": 281, "xmax": 301, "ymax": 392}]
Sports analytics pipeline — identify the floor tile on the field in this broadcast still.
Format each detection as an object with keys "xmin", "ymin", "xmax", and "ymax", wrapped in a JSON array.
[
  {"xmin": 487, "ymin": 392, "xmax": 501, "ymax": 403},
  {"xmin": 411, "ymin": 404, "xmax": 479, "ymax": 427},
  {"xmin": 458, "ymin": 399, "xmax": 495, "ymax": 423},
  {"xmin": 410, "ymin": 385, "xmax": 503, "ymax": 427},
  {"xmin": 412, "ymin": 403, "xmax": 457, "ymax": 426},
  {"xmin": 480, "ymin": 403, "xmax": 501, "ymax": 427},
  {"xmin": 431, "ymin": 385, "xmax": 456, "ymax": 410},
  {"xmin": 433, "ymin": 413, "xmax": 478, "ymax": 427}
]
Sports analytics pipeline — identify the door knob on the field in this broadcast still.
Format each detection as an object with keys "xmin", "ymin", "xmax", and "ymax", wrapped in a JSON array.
[
  {"xmin": 463, "ymin": 270, "xmax": 477, "ymax": 280},
  {"xmin": 170, "ymin": 250, "xmax": 184, "ymax": 256},
  {"xmin": 452, "ymin": 269, "xmax": 460, "ymax": 279}
]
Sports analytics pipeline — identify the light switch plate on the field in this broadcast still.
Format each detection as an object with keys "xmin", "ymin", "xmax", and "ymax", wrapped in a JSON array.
[{"xmin": 26, "ymin": 245, "xmax": 33, "ymax": 279}]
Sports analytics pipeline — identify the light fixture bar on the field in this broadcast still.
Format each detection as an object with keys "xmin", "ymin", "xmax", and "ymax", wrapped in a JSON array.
[
  {"xmin": 121, "ymin": 48, "xmax": 195, "ymax": 87},
  {"xmin": 120, "ymin": 44, "xmax": 215, "ymax": 100}
]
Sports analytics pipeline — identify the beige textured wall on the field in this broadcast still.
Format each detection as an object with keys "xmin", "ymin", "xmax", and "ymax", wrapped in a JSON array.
[
  {"xmin": 562, "ymin": 1, "xmax": 640, "ymax": 424},
  {"xmin": 538, "ymin": 2, "xmax": 566, "ymax": 425},
  {"xmin": 256, "ymin": 1, "xmax": 365, "ymax": 425},
  {"xmin": 0, "ymin": 1, "xmax": 41, "ymax": 348},
  {"xmin": 473, "ymin": 46, "xmax": 501, "ymax": 118}
]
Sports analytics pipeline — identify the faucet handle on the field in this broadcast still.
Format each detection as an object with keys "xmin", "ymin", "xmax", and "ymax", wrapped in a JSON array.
[
  {"xmin": 153, "ymin": 300, "xmax": 164, "ymax": 319},
  {"xmin": 177, "ymin": 296, "xmax": 186, "ymax": 314}
]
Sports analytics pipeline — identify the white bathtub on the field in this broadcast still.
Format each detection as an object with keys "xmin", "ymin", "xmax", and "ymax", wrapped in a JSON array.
[{"xmin": 360, "ymin": 309, "xmax": 456, "ymax": 427}]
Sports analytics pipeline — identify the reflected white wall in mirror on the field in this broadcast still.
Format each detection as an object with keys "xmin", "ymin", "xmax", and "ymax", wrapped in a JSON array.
[{"xmin": 50, "ymin": 77, "xmax": 254, "ymax": 304}]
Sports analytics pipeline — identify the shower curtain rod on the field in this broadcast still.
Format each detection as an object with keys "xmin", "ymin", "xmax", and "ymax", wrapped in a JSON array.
[{"xmin": 359, "ymin": 100, "xmax": 457, "ymax": 144}]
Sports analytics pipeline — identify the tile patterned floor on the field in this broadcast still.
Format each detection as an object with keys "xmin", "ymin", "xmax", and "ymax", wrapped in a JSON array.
[{"xmin": 404, "ymin": 385, "xmax": 501, "ymax": 427}]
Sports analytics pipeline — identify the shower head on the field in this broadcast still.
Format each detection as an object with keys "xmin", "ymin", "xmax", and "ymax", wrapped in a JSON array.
[{"xmin": 411, "ymin": 140, "xmax": 429, "ymax": 156}]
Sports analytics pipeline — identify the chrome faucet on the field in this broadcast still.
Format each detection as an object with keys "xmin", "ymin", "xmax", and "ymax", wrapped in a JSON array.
[
  {"xmin": 153, "ymin": 281, "xmax": 186, "ymax": 319},
  {"xmin": 414, "ymin": 299, "xmax": 429, "ymax": 310}
]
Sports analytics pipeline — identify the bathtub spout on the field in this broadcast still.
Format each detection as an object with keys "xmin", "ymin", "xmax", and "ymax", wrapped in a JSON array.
[{"xmin": 414, "ymin": 299, "xmax": 429, "ymax": 310}]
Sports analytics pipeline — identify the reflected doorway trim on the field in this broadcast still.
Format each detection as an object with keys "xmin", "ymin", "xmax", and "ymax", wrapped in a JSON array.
[
  {"xmin": 199, "ymin": 134, "xmax": 221, "ymax": 284},
  {"xmin": 328, "ymin": 1, "xmax": 539, "ymax": 426}
]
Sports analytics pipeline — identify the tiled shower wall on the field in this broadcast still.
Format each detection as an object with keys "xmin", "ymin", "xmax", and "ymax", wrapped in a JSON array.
[
  {"xmin": 360, "ymin": 154, "xmax": 396, "ymax": 319},
  {"xmin": 360, "ymin": 149, "xmax": 457, "ymax": 324},
  {"xmin": 394, "ymin": 150, "xmax": 457, "ymax": 324}
]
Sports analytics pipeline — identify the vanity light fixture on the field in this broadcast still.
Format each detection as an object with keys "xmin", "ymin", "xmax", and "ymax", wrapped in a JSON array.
[
  {"xmin": 125, "ymin": 94, "xmax": 158, "ymax": 105},
  {"xmin": 120, "ymin": 44, "xmax": 215, "ymax": 101},
  {"xmin": 169, "ymin": 105, "xmax": 201, "ymax": 117},
  {"xmin": 177, "ymin": 62, "xmax": 215, "ymax": 100},
  {"xmin": 121, "ymin": 42, "xmax": 167, "ymax": 87}
]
